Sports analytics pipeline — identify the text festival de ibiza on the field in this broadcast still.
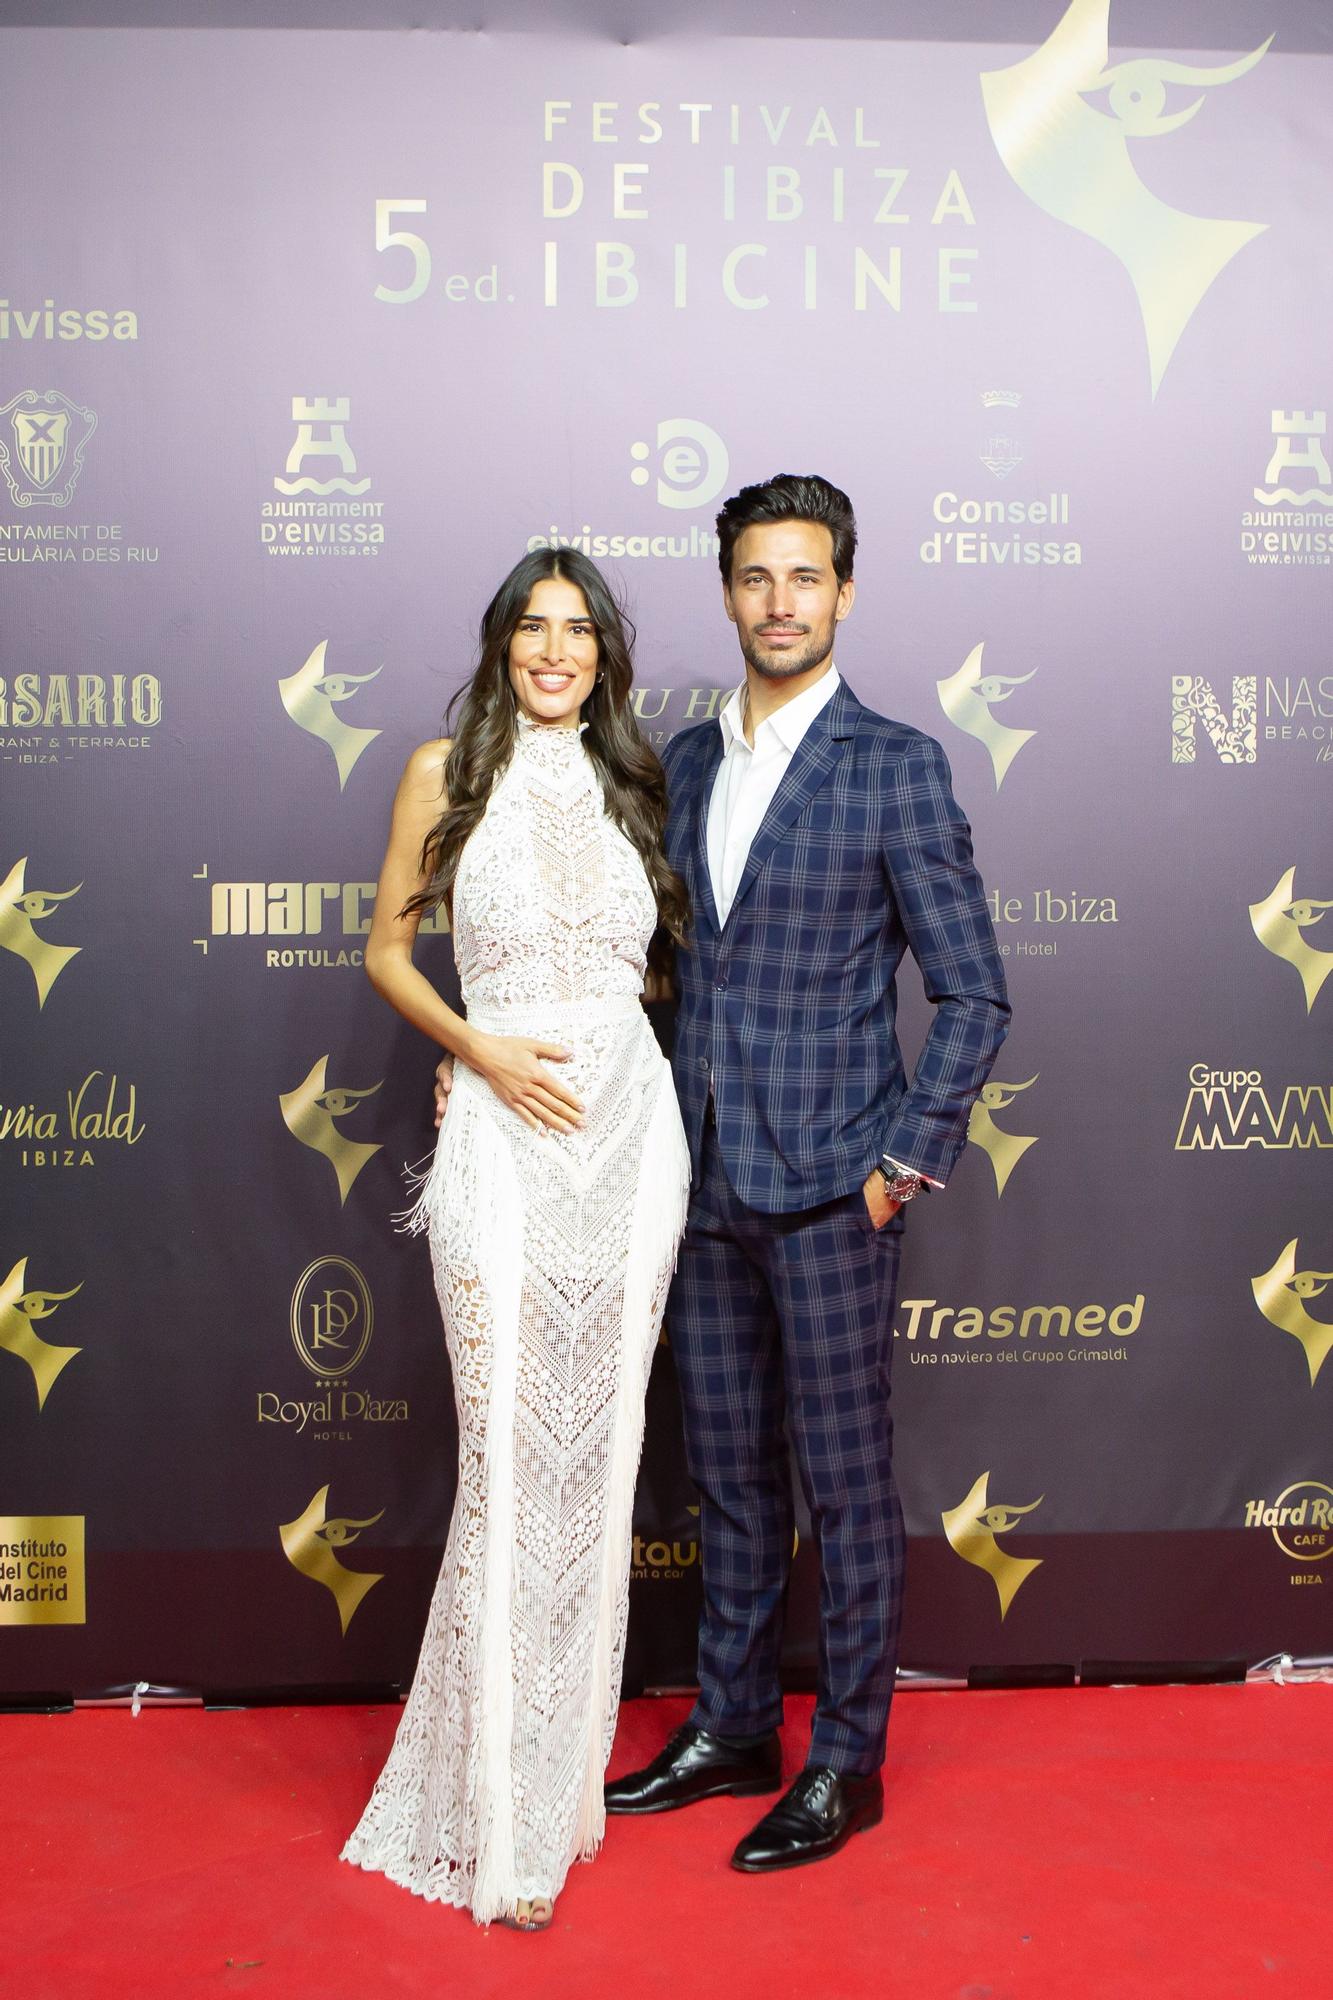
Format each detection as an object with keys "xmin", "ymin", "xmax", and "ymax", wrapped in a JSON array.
[{"xmin": 536, "ymin": 98, "xmax": 982, "ymax": 314}]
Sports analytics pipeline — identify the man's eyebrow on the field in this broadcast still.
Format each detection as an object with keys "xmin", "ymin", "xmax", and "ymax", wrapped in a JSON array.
[{"xmin": 736, "ymin": 562, "xmax": 826, "ymax": 577}]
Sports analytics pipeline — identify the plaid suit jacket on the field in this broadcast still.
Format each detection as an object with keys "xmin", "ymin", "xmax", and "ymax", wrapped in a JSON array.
[{"xmin": 661, "ymin": 676, "xmax": 1010, "ymax": 1213}]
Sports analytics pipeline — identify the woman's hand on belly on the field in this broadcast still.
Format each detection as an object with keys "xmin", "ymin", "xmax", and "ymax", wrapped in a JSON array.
[{"xmin": 467, "ymin": 1032, "xmax": 586, "ymax": 1134}]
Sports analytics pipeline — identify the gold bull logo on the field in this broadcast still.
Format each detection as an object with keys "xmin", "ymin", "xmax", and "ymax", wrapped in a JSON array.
[
  {"xmin": 278, "ymin": 641, "xmax": 383, "ymax": 791},
  {"xmin": 1249, "ymin": 868, "xmax": 1333, "ymax": 1015},
  {"xmin": 936, "ymin": 643, "xmax": 1036, "ymax": 789},
  {"xmin": 1251, "ymin": 1241, "xmax": 1333, "ymax": 1389},
  {"xmin": 279, "ymin": 1056, "xmax": 382, "ymax": 1204},
  {"xmin": 279, "ymin": 1484, "xmax": 384, "ymax": 1635},
  {"xmin": 942, "ymin": 1471, "xmax": 1044, "ymax": 1620},
  {"xmin": 0, "ymin": 1257, "xmax": 82, "ymax": 1410},
  {"xmin": 981, "ymin": 0, "xmax": 1271, "ymax": 398},
  {"xmin": 968, "ymin": 1076, "xmax": 1040, "ymax": 1196},
  {"xmin": 0, "ymin": 858, "xmax": 82, "ymax": 1008}
]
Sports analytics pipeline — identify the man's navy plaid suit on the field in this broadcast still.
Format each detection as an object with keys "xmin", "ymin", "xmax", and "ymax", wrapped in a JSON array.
[{"xmin": 661, "ymin": 675, "xmax": 1009, "ymax": 1774}]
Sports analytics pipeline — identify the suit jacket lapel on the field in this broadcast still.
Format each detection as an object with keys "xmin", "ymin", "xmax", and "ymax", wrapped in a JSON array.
[
  {"xmin": 690, "ymin": 725, "xmax": 725, "ymax": 935},
  {"xmin": 724, "ymin": 681, "xmax": 856, "ymax": 927}
]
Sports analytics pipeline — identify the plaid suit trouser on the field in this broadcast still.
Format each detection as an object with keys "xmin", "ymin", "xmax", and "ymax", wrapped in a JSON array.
[{"xmin": 669, "ymin": 1113, "xmax": 906, "ymax": 1776}]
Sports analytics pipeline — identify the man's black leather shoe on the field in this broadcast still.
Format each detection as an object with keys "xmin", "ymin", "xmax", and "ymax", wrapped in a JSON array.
[
  {"xmin": 603, "ymin": 1723, "xmax": 783, "ymax": 1815},
  {"xmin": 730, "ymin": 1766, "xmax": 883, "ymax": 1872}
]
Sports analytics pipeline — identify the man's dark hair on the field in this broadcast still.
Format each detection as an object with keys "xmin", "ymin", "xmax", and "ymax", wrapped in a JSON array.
[{"xmin": 715, "ymin": 473, "xmax": 857, "ymax": 585}]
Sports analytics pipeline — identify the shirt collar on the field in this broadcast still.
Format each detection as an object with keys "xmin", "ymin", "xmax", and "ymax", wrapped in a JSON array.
[{"xmin": 719, "ymin": 663, "xmax": 841, "ymax": 755}]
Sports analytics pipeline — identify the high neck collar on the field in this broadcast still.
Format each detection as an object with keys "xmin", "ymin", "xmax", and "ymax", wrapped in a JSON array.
[{"xmin": 515, "ymin": 711, "xmax": 589, "ymax": 760}]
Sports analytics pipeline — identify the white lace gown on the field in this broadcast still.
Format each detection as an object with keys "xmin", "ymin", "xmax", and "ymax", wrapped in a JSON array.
[{"xmin": 342, "ymin": 717, "xmax": 689, "ymax": 1923}]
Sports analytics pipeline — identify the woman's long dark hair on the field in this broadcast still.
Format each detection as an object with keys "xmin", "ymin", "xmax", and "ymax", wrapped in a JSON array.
[{"xmin": 404, "ymin": 547, "xmax": 690, "ymax": 959}]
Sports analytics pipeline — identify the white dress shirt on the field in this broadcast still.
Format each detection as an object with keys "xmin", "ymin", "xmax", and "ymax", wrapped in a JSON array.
[
  {"xmin": 706, "ymin": 665, "xmax": 841, "ymax": 926},
  {"xmin": 704, "ymin": 662, "xmax": 939, "ymax": 1190}
]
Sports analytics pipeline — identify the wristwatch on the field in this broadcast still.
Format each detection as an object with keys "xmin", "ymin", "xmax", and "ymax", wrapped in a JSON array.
[{"xmin": 877, "ymin": 1159, "xmax": 925, "ymax": 1203}]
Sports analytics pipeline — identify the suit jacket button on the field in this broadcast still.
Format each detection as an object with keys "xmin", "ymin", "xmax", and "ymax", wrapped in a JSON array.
[{"xmin": 698, "ymin": 1057, "xmax": 710, "ymax": 1073}]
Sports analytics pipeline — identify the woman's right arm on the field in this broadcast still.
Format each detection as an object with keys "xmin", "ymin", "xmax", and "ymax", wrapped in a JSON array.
[
  {"xmin": 365, "ymin": 741, "xmax": 584, "ymax": 1134},
  {"xmin": 363, "ymin": 739, "xmax": 475, "ymax": 1055}
]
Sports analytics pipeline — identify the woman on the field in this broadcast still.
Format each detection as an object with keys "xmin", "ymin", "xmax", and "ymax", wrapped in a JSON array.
[{"xmin": 341, "ymin": 549, "xmax": 690, "ymax": 1930}]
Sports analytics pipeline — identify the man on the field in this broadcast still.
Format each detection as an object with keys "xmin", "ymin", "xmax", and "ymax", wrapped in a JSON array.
[{"xmin": 602, "ymin": 473, "xmax": 1009, "ymax": 1871}]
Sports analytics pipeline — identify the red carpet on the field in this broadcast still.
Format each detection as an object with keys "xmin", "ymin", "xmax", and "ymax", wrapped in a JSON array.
[{"xmin": 5, "ymin": 1685, "xmax": 1329, "ymax": 2000}]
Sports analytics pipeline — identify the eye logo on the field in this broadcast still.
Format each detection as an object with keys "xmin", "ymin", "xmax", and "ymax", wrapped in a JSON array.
[
  {"xmin": 1249, "ymin": 868, "xmax": 1333, "ymax": 1014},
  {"xmin": 0, "ymin": 390, "xmax": 97, "ymax": 508},
  {"xmin": 1252, "ymin": 1240, "xmax": 1333, "ymax": 1388},
  {"xmin": 937, "ymin": 643, "xmax": 1037, "ymax": 789},
  {"xmin": 279, "ymin": 1484, "xmax": 384, "ymax": 1635},
  {"xmin": 942, "ymin": 1471, "xmax": 1044, "ymax": 1620},
  {"xmin": 629, "ymin": 419, "xmax": 729, "ymax": 511},
  {"xmin": 0, "ymin": 1258, "xmax": 82, "ymax": 1410},
  {"xmin": 278, "ymin": 642, "xmax": 383, "ymax": 792},
  {"xmin": 981, "ymin": 0, "xmax": 1271, "ymax": 398},
  {"xmin": 0, "ymin": 858, "xmax": 82, "ymax": 1008},
  {"xmin": 279, "ymin": 1055, "xmax": 383, "ymax": 1203},
  {"xmin": 968, "ymin": 1076, "xmax": 1040, "ymax": 1195},
  {"xmin": 290, "ymin": 1256, "xmax": 374, "ymax": 1380}
]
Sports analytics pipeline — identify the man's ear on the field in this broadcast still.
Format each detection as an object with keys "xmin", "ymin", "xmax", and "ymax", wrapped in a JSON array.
[
  {"xmin": 835, "ymin": 577, "xmax": 856, "ymax": 623},
  {"xmin": 722, "ymin": 579, "xmax": 738, "ymax": 625}
]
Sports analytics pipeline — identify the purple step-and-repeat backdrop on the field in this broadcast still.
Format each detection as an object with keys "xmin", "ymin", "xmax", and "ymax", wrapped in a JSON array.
[{"xmin": 2, "ymin": 1, "xmax": 1330, "ymax": 1698}]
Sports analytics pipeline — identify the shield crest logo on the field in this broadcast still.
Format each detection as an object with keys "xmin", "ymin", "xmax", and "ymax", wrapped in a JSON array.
[
  {"xmin": 980, "ymin": 435, "xmax": 1023, "ymax": 480},
  {"xmin": 0, "ymin": 391, "xmax": 97, "ymax": 508},
  {"xmin": 17, "ymin": 407, "xmax": 69, "ymax": 487}
]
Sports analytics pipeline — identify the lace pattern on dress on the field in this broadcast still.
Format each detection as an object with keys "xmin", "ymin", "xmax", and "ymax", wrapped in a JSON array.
[{"xmin": 342, "ymin": 719, "xmax": 689, "ymax": 1921}]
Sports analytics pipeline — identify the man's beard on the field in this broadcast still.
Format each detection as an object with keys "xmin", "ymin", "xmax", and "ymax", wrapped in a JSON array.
[{"xmin": 739, "ymin": 618, "xmax": 836, "ymax": 682}]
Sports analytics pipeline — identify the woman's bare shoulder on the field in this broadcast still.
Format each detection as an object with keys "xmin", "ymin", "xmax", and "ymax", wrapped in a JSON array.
[
  {"xmin": 408, "ymin": 735, "xmax": 451, "ymax": 774},
  {"xmin": 400, "ymin": 737, "xmax": 452, "ymax": 795}
]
